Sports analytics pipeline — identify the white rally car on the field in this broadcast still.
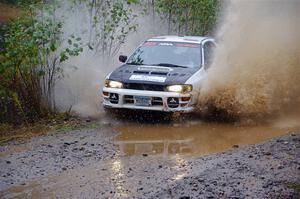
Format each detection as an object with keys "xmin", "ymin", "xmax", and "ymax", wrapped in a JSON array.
[{"xmin": 102, "ymin": 35, "xmax": 216, "ymax": 112}]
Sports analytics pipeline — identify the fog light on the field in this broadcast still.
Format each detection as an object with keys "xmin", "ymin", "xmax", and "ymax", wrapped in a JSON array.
[
  {"xmin": 103, "ymin": 91, "xmax": 109, "ymax": 96},
  {"xmin": 167, "ymin": 97, "xmax": 179, "ymax": 108},
  {"xmin": 109, "ymin": 93, "xmax": 119, "ymax": 104}
]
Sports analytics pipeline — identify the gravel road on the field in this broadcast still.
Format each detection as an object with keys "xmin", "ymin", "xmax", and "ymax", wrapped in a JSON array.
[{"xmin": 0, "ymin": 125, "xmax": 299, "ymax": 198}]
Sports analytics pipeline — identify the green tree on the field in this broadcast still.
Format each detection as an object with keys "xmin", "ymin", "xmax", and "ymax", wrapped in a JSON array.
[
  {"xmin": 155, "ymin": 0, "xmax": 220, "ymax": 35},
  {"xmin": 71, "ymin": 0, "xmax": 139, "ymax": 57}
]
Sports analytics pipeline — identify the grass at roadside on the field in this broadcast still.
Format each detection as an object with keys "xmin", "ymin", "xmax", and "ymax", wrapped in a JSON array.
[{"xmin": 0, "ymin": 114, "xmax": 101, "ymax": 145}]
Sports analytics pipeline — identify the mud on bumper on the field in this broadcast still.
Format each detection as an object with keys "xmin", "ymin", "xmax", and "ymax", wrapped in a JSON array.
[{"xmin": 102, "ymin": 87, "xmax": 195, "ymax": 112}]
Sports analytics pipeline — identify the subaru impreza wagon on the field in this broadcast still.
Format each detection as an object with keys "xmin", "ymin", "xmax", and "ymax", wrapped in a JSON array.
[{"xmin": 102, "ymin": 35, "xmax": 216, "ymax": 112}]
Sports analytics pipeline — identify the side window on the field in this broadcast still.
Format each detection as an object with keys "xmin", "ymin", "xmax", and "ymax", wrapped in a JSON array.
[{"xmin": 203, "ymin": 41, "xmax": 216, "ymax": 70}]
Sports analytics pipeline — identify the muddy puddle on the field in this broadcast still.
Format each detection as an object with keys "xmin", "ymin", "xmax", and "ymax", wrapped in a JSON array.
[{"xmin": 113, "ymin": 118, "xmax": 300, "ymax": 157}]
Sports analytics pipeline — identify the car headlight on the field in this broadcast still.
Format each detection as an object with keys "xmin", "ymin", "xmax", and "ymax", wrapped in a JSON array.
[
  {"xmin": 105, "ymin": 80, "xmax": 123, "ymax": 88},
  {"xmin": 166, "ymin": 84, "xmax": 192, "ymax": 93}
]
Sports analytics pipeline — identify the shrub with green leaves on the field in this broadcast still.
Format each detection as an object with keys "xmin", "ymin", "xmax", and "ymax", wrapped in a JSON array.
[{"xmin": 0, "ymin": 2, "xmax": 82, "ymax": 123}]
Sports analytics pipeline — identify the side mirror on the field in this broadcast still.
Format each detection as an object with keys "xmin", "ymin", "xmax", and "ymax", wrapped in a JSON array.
[{"xmin": 119, "ymin": 55, "xmax": 127, "ymax": 63}]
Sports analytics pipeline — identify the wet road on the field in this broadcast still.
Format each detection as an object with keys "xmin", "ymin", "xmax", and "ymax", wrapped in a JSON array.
[
  {"xmin": 114, "ymin": 114, "xmax": 300, "ymax": 157},
  {"xmin": 0, "ymin": 115, "xmax": 299, "ymax": 198}
]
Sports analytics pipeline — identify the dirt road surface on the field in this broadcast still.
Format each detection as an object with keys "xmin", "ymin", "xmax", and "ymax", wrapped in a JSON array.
[{"xmin": 0, "ymin": 119, "xmax": 299, "ymax": 199}]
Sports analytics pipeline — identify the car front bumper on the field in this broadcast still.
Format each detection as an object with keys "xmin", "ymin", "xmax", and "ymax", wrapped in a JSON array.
[{"xmin": 102, "ymin": 87, "xmax": 195, "ymax": 112}]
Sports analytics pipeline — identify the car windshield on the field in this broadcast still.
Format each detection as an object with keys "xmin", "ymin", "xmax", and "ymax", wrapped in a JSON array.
[{"xmin": 126, "ymin": 41, "xmax": 201, "ymax": 68}]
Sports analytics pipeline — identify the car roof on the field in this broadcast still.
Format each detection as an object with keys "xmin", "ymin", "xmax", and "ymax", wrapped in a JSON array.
[{"xmin": 147, "ymin": 35, "xmax": 210, "ymax": 44}]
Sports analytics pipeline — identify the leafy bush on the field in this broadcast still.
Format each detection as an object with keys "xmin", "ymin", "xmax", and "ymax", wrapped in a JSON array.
[
  {"xmin": 0, "ymin": 2, "xmax": 82, "ymax": 124},
  {"xmin": 1, "ymin": 0, "xmax": 18, "ymax": 5}
]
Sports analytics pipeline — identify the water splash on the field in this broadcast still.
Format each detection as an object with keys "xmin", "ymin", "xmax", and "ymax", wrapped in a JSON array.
[
  {"xmin": 198, "ymin": 0, "xmax": 300, "ymax": 119},
  {"xmin": 53, "ymin": 3, "xmax": 167, "ymax": 117}
]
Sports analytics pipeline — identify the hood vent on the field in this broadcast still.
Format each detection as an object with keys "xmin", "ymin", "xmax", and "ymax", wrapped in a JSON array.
[
  {"xmin": 133, "ymin": 70, "xmax": 168, "ymax": 76},
  {"xmin": 133, "ymin": 71, "xmax": 149, "ymax": 74},
  {"xmin": 138, "ymin": 66, "xmax": 173, "ymax": 72}
]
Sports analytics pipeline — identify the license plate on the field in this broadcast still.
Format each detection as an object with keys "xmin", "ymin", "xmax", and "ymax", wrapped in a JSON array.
[{"xmin": 134, "ymin": 96, "xmax": 151, "ymax": 106}]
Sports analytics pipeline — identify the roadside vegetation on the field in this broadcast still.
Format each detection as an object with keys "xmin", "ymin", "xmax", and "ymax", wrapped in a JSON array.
[
  {"xmin": 155, "ymin": 0, "xmax": 220, "ymax": 35},
  {"xmin": 1, "ymin": 0, "xmax": 83, "ymax": 124},
  {"xmin": 0, "ymin": 0, "xmax": 220, "ymax": 141},
  {"xmin": 0, "ymin": 114, "xmax": 101, "ymax": 145}
]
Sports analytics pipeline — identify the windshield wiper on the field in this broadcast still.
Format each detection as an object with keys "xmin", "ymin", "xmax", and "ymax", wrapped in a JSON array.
[{"xmin": 151, "ymin": 63, "xmax": 188, "ymax": 68}]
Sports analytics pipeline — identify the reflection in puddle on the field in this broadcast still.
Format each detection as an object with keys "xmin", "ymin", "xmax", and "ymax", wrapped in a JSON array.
[{"xmin": 114, "ymin": 120, "xmax": 300, "ymax": 157}]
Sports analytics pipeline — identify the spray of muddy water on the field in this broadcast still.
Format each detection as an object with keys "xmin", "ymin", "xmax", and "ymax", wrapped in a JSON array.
[
  {"xmin": 198, "ymin": 0, "xmax": 300, "ymax": 119},
  {"xmin": 53, "ymin": 3, "xmax": 167, "ymax": 118}
]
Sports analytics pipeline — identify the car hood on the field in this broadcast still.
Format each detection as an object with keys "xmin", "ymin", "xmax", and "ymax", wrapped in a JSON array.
[{"xmin": 108, "ymin": 64, "xmax": 200, "ymax": 85}]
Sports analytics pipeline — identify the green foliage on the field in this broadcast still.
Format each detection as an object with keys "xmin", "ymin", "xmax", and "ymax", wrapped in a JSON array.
[
  {"xmin": 155, "ymin": 0, "xmax": 220, "ymax": 35},
  {"xmin": 0, "ymin": 1, "xmax": 83, "ymax": 124},
  {"xmin": 1, "ymin": 0, "xmax": 18, "ymax": 5},
  {"xmin": 72, "ymin": 0, "xmax": 139, "ymax": 57}
]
